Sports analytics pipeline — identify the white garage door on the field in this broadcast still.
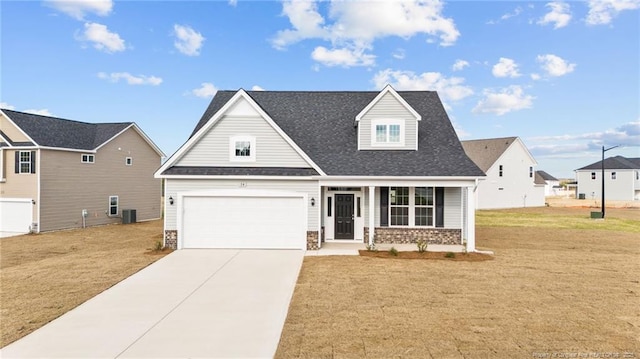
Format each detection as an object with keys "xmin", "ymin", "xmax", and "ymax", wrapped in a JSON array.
[
  {"xmin": 0, "ymin": 198, "xmax": 33, "ymax": 236},
  {"xmin": 180, "ymin": 192, "xmax": 307, "ymax": 250}
]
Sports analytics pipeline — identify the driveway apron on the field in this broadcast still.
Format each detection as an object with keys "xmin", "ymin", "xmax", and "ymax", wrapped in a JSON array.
[{"xmin": 1, "ymin": 249, "xmax": 304, "ymax": 358}]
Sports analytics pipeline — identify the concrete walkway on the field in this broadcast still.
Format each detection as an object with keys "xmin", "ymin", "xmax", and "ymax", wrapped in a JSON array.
[{"xmin": 1, "ymin": 249, "xmax": 304, "ymax": 358}]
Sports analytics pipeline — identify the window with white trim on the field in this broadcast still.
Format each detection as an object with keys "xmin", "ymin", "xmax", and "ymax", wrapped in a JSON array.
[
  {"xmin": 611, "ymin": 172, "xmax": 616, "ymax": 180},
  {"xmin": 19, "ymin": 151, "xmax": 31, "ymax": 173},
  {"xmin": 371, "ymin": 120, "xmax": 404, "ymax": 146},
  {"xmin": 529, "ymin": 166, "xmax": 533, "ymax": 178},
  {"xmin": 591, "ymin": 172, "xmax": 596, "ymax": 180},
  {"xmin": 499, "ymin": 165, "xmax": 503, "ymax": 177},
  {"xmin": 414, "ymin": 187, "xmax": 434, "ymax": 226},
  {"xmin": 81, "ymin": 154, "xmax": 95, "ymax": 163},
  {"xmin": 125, "ymin": 157, "xmax": 133, "ymax": 166},
  {"xmin": 229, "ymin": 136, "xmax": 256, "ymax": 162},
  {"xmin": 108, "ymin": 196, "xmax": 118, "ymax": 216},
  {"xmin": 0, "ymin": 149, "xmax": 4, "ymax": 179},
  {"xmin": 390, "ymin": 187, "xmax": 409, "ymax": 226}
]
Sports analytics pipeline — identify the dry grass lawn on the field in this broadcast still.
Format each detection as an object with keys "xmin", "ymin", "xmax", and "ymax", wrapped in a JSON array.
[
  {"xmin": 0, "ymin": 220, "xmax": 169, "ymax": 347},
  {"xmin": 276, "ymin": 207, "xmax": 640, "ymax": 358}
]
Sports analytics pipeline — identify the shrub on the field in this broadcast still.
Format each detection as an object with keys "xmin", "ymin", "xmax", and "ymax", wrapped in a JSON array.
[
  {"xmin": 154, "ymin": 240, "xmax": 164, "ymax": 251},
  {"xmin": 445, "ymin": 252, "xmax": 455, "ymax": 258},
  {"xmin": 416, "ymin": 239, "xmax": 428, "ymax": 253},
  {"xmin": 365, "ymin": 243, "xmax": 378, "ymax": 252},
  {"xmin": 389, "ymin": 247, "xmax": 399, "ymax": 256}
]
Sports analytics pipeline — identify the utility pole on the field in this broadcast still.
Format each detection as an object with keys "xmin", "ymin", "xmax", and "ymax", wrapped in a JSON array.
[{"xmin": 601, "ymin": 145, "xmax": 620, "ymax": 218}]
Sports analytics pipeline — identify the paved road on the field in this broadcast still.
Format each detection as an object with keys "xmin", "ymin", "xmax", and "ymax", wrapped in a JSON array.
[{"xmin": 1, "ymin": 249, "xmax": 304, "ymax": 358}]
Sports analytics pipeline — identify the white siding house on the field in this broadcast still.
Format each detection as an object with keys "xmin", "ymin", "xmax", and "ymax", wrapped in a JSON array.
[
  {"xmin": 575, "ymin": 156, "xmax": 640, "ymax": 201},
  {"xmin": 462, "ymin": 137, "xmax": 545, "ymax": 209}
]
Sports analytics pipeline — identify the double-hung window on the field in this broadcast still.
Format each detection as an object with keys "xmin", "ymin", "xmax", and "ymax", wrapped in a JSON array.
[
  {"xmin": 19, "ymin": 151, "xmax": 31, "ymax": 173},
  {"xmin": 414, "ymin": 187, "xmax": 434, "ymax": 226},
  {"xmin": 372, "ymin": 120, "xmax": 404, "ymax": 147},
  {"xmin": 108, "ymin": 196, "xmax": 118, "ymax": 216},
  {"xmin": 229, "ymin": 136, "xmax": 255, "ymax": 162},
  {"xmin": 389, "ymin": 187, "xmax": 409, "ymax": 226}
]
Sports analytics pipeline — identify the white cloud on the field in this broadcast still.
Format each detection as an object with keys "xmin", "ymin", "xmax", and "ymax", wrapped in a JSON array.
[
  {"xmin": 251, "ymin": 85, "xmax": 265, "ymax": 91},
  {"xmin": 97, "ymin": 72, "xmax": 162, "ymax": 85},
  {"xmin": 311, "ymin": 46, "xmax": 375, "ymax": 67},
  {"xmin": 272, "ymin": 0, "xmax": 460, "ymax": 67},
  {"xmin": 538, "ymin": 2, "xmax": 572, "ymax": 28},
  {"xmin": 472, "ymin": 85, "xmax": 534, "ymax": 115},
  {"xmin": 586, "ymin": 0, "xmax": 640, "ymax": 25},
  {"xmin": 78, "ymin": 22, "xmax": 126, "ymax": 53},
  {"xmin": 492, "ymin": 57, "xmax": 521, "ymax": 78},
  {"xmin": 191, "ymin": 82, "xmax": 217, "ymax": 98},
  {"xmin": 0, "ymin": 102, "xmax": 16, "ymax": 110},
  {"xmin": 392, "ymin": 48, "xmax": 406, "ymax": 60},
  {"xmin": 452, "ymin": 59, "xmax": 469, "ymax": 71},
  {"xmin": 228, "ymin": 0, "xmax": 238, "ymax": 6},
  {"xmin": 531, "ymin": 73, "xmax": 542, "ymax": 80},
  {"xmin": 173, "ymin": 24, "xmax": 205, "ymax": 56},
  {"xmin": 530, "ymin": 121, "xmax": 640, "ymax": 149},
  {"xmin": 23, "ymin": 109, "xmax": 53, "ymax": 116},
  {"xmin": 372, "ymin": 69, "xmax": 473, "ymax": 103},
  {"xmin": 44, "ymin": 0, "xmax": 113, "ymax": 20},
  {"xmin": 501, "ymin": 6, "xmax": 523, "ymax": 20},
  {"xmin": 537, "ymin": 54, "xmax": 576, "ymax": 77}
]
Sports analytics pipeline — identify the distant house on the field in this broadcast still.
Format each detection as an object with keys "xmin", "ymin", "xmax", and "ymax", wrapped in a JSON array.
[
  {"xmin": 575, "ymin": 156, "xmax": 640, "ymax": 201},
  {"xmin": 535, "ymin": 170, "xmax": 560, "ymax": 196},
  {"xmin": 155, "ymin": 86, "xmax": 485, "ymax": 251},
  {"xmin": 461, "ymin": 136, "xmax": 545, "ymax": 209},
  {"xmin": 0, "ymin": 109, "xmax": 165, "ymax": 236}
]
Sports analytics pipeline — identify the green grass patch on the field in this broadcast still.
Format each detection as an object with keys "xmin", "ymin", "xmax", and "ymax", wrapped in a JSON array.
[{"xmin": 476, "ymin": 208, "xmax": 640, "ymax": 233}]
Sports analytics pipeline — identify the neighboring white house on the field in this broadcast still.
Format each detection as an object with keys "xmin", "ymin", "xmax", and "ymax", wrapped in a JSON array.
[
  {"xmin": 575, "ymin": 156, "xmax": 640, "ymax": 201},
  {"xmin": 461, "ymin": 137, "xmax": 545, "ymax": 209},
  {"xmin": 155, "ymin": 86, "xmax": 486, "ymax": 251},
  {"xmin": 535, "ymin": 170, "xmax": 560, "ymax": 196}
]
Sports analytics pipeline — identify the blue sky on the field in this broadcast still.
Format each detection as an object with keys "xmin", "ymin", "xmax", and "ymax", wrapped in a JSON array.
[{"xmin": 1, "ymin": 0, "xmax": 638, "ymax": 178}]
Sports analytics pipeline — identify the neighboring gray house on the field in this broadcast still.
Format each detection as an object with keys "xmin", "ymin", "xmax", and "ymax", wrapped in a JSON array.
[
  {"xmin": 461, "ymin": 136, "xmax": 545, "ymax": 209},
  {"xmin": 0, "ymin": 109, "xmax": 165, "ymax": 235},
  {"xmin": 535, "ymin": 170, "xmax": 560, "ymax": 196},
  {"xmin": 576, "ymin": 156, "xmax": 640, "ymax": 201},
  {"xmin": 155, "ymin": 86, "xmax": 485, "ymax": 251}
]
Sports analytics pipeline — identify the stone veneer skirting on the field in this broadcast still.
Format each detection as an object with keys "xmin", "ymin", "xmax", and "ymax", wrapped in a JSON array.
[
  {"xmin": 363, "ymin": 227, "xmax": 461, "ymax": 245},
  {"xmin": 164, "ymin": 230, "xmax": 178, "ymax": 249},
  {"xmin": 307, "ymin": 231, "xmax": 319, "ymax": 250}
]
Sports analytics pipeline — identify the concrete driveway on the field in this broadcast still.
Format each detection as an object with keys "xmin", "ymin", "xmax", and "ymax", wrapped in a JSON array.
[{"xmin": 1, "ymin": 249, "xmax": 304, "ymax": 358}]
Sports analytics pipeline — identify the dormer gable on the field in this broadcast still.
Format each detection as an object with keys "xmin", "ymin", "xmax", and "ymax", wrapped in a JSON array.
[{"xmin": 355, "ymin": 85, "xmax": 421, "ymax": 151}]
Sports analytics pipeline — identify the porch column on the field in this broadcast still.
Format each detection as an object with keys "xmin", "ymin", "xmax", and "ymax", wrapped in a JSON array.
[
  {"xmin": 368, "ymin": 186, "xmax": 375, "ymax": 247},
  {"xmin": 466, "ymin": 186, "xmax": 476, "ymax": 252}
]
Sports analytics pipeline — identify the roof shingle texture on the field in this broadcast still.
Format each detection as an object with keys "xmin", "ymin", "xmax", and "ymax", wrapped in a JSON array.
[
  {"xmin": 577, "ymin": 155, "xmax": 640, "ymax": 170},
  {"xmin": 2, "ymin": 109, "xmax": 131, "ymax": 150},
  {"xmin": 187, "ymin": 90, "xmax": 484, "ymax": 177},
  {"xmin": 536, "ymin": 170, "xmax": 558, "ymax": 181},
  {"xmin": 460, "ymin": 137, "xmax": 517, "ymax": 172}
]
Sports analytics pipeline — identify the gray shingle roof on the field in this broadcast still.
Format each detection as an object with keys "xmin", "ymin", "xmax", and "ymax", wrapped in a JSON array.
[
  {"xmin": 180, "ymin": 90, "xmax": 484, "ymax": 177},
  {"xmin": 2, "ymin": 109, "xmax": 132, "ymax": 150},
  {"xmin": 536, "ymin": 170, "xmax": 558, "ymax": 181},
  {"xmin": 577, "ymin": 155, "xmax": 640, "ymax": 170},
  {"xmin": 460, "ymin": 137, "xmax": 518, "ymax": 172}
]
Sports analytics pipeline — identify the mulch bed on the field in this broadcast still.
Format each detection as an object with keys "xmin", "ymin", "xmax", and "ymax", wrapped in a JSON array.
[{"xmin": 358, "ymin": 249, "xmax": 493, "ymax": 261}]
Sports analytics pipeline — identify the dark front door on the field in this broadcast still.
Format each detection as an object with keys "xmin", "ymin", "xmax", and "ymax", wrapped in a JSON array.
[{"xmin": 334, "ymin": 194, "xmax": 354, "ymax": 239}]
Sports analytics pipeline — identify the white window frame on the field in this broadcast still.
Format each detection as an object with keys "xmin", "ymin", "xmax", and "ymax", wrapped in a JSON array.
[
  {"xmin": 125, "ymin": 157, "xmax": 133, "ymax": 166},
  {"xmin": 108, "ymin": 195, "xmax": 119, "ymax": 217},
  {"xmin": 529, "ymin": 166, "xmax": 533, "ymax": 178},
  {"xmin": 591, "ymin": 172, "xmax": 596, "ymax": 180},
  {"xmin": 0, "ymin": 148, "xmax": 4, "ymax": 181},
  {"xmin": 371, "ymin": 119, "xmax": 405, "ymax": 147},
  {"xmin": 611, "ymin": 172, "xmax": 616, "ymax": 180},
  {"xmin": 389, "ymin": 187, "xmax": 435, "ymax": 227},
  {"xmin": 389, "ymin": 187, "xmax": 410, "ymax": 226},
  {"xmin": 499, "ymin": 165, "xmax": 504, "ymax": 177},
  {"xmin": 229, "ymin": 135, "xmax": 256, "ymax": 162},
  {"xmin": 19, "ymin": 151, "xmax": 31, "ymax": 173},
  {"xmin": 81, "ymin": 154, "xmax": 95, "ymax": 163}
]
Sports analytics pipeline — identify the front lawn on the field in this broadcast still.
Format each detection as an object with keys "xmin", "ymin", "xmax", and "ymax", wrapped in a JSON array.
[
  {"xmin": 276, "ymin": 207, "xmax": 640, "ymax": 358},
  {"xmin": 0, "ymin": 220, "xmax": 169, "ymax": 347}
]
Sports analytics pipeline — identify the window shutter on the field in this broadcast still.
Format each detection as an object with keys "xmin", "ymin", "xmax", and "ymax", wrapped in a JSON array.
[
  {"xmin": 30, "ymin": 151, "xmax": 36, "ymax": 174},
  {"xmin": 435, "ymin": 187, "xmax": 444, "ymax": 228},
  {"xmin": 380, "ymin": 187, "xmax": 388, "ymax": 227},
  {"xmin": 15, "ymin": 151, "xmax": 19, "ymax": 173}
]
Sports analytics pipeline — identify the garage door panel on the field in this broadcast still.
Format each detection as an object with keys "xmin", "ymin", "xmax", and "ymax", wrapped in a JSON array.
[
  {"xmin": 0, "ymin": 198, "xmax": 33, "ymax": 235},
  {"xmin": 181, "ymin": 195, "xmax": 306, "ymax": 249}
]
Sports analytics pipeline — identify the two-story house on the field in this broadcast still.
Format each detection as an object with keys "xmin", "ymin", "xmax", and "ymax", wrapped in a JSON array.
[
  {"xmin": 576, "ymin": 155, "xmax": 640, "ymax": 201},
  {"xmin": 0, "ymin": 109, "xmax": 165, "ymax": 236},
  {"xmin": 155, "ymin": 86, "xmax": 486, "ymax": 251}
]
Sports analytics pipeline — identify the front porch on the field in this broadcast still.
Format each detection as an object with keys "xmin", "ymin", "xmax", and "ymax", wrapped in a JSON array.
[{"xmin": 311, "ymin": 181, "xmax": 478, "ymax": 252}]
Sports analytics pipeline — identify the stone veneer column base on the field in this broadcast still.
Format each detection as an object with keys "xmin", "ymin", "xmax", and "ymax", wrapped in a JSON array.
[
  {"xmin": 306, "ymin": 231, "xmax": 319, "ymax": 250},
  {"xmin": 365, "ymin": 227, "xmax": 461, "ymax": 245},
  {"xmin": 164, "ymin": 230, "xmax": 178, "ymax": 249}
]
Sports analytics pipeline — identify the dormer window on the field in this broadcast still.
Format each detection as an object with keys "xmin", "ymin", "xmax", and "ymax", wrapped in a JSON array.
[
  {"xmin": 229, "ymin": 135, "xmax": 255, "ymax": 162},
  {"xmin": 371, "ymin": 119, "xmax": 404, "ymax": 147}
]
